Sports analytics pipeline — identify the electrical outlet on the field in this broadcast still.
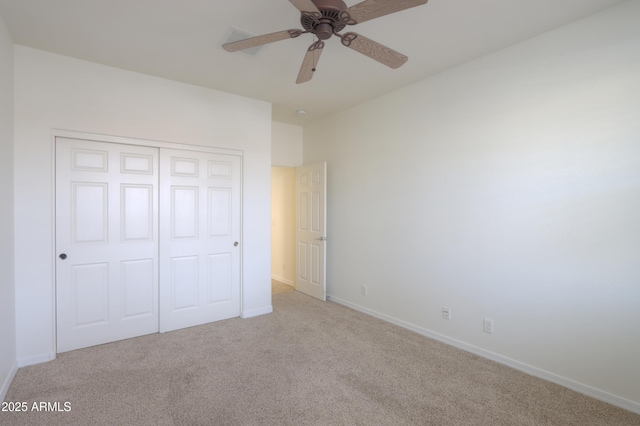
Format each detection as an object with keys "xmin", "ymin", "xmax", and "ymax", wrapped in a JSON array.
[
  {"xmin": 442, "ymin": 307, "xmax": 451, "ymax": 320},
  {"xmin": 361, "ymin": 285, "xmax": 368, "ymax": 296},
  {"xmin": 483, "ymin": 318, "xmax": 494, "ymax": 334}
]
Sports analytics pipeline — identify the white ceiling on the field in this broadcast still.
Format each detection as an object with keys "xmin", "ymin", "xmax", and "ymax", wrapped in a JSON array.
[{"xmin": 0, "ymin": 0, "xmax": 626, "ymax": 125}]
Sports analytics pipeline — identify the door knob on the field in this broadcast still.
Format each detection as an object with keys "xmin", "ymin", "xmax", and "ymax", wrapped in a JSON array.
[
  {"xmin": 234, "ymin": 241, "xmax": 239, "ymax": 247},
  {"xmin": 59, "ymin": 253, "xmax": 67, "ymax": 260},
  {"xmin": 316, "ymin": 236, "xmax": 327, "ymax": 241}
]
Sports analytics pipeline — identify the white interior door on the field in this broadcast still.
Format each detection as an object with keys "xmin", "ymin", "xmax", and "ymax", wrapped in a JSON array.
[
  {"xmin": 295, "ymin": 162, "xmax": 327, "ymax": 301},
  {"xmin": 159, "ymin": 149, "xmax": 241, "ymax": 332},
  {"xmin": 56, "ymin": 138, "xmax": 159, "ymax": 353}
]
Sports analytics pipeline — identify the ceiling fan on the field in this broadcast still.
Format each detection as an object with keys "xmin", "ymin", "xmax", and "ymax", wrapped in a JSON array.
[{"xmin": 222, "ymin": 0, "xmax": 429, "ymax": 84}]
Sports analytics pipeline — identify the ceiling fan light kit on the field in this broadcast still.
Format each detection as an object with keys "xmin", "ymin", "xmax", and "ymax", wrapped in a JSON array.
[{"xmin": 222, "ymin": 0, "xmax": 429, "ymax": 84}]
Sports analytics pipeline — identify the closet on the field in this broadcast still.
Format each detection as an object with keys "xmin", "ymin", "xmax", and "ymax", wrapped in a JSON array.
[{"xmin": 55, "ymin": 136, "xmax": 241, "ymax": 352}]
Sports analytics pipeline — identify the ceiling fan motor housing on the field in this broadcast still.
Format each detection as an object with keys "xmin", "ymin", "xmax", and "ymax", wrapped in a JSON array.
[{"xmin": 301, "ymin": 0, "xmax": 348, "ymax": 39}]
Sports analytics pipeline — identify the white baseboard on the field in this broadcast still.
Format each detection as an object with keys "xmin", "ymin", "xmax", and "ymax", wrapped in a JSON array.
[
  {"xmin": 271, "ymin": 275, "xmax": 294, "ymax": 286},
  {"xmin": 0, "ymin": 360, "xmax": 19, "ymax": 402},
  {"xmin": 241, "ymin": 305, "xmax": 273, "ymax": 319},
  {"xmin": 327, "ymin": 295, "xmax": 640, "ymax": 415},
  {"xmin": 17, "ymin": 352, "xmax": 56, "ymax": 368}
]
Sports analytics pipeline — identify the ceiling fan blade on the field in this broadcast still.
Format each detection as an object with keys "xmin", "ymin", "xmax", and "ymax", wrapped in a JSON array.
[
  {"xmin": 289, "ymin": 0, "xmax": 321, "ymax": 14},
  {"xmin": 346, "ymin": 0, "xmax": 428, "ymax": 24},
  {"xmin": 222, "ymin": 29, "xmax": 302, "ymax": 52},
  {"xmin": 341, "ymin": 32, "xmax": 408, "ymax": 69},
  {"xmin": 297, "ymin": 41, "xmax": 324, "ymax": 84}
]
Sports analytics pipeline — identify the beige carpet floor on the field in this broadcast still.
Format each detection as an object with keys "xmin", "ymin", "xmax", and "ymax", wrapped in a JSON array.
[
  {"xmin": 2, "ymin": 291, "xmax": 639, "ymax": 426},
  {"xmin": 272, "ymin": 279, "xmax": 295, "ymax": 295}
]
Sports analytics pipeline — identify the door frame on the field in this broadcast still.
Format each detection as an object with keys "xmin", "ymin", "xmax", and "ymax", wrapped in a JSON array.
[{"xmin": 51, "ymin": 129, "xmax": 243, "ymax": 354}]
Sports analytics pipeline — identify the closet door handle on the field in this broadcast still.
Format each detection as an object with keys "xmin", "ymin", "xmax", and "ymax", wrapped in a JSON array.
[{"xmin": 59, "ymin": 253, "xmax": 67, "ymax": 260}]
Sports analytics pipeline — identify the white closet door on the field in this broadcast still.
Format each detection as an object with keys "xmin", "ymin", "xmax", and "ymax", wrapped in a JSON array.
[
  {"xmin": 56, "ymin": 138, "xmax": 159, "ymax": 353},
  {"xmin": 159, "ymin": 149, "xmax": 241, "ymax": 332}
]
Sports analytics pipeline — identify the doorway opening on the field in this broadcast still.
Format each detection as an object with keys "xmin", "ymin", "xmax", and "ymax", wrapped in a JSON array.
[
  {"xmin": 271, "ymin": 166, "xmax": 296, "ymax": 295},
  {"xmin": 271, "ymin": 162, "xmax": 326, "ymax": 300}
]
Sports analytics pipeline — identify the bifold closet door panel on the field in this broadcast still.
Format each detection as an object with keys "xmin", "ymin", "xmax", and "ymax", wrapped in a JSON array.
[{"xmin": 159, "ymin": 149, "xmax": 241, "ymax": 332}]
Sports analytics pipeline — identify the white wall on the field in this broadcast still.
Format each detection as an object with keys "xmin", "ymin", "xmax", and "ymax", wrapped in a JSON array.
[
  {"xmin": 271, "ymin": 121, "xmax": 303, "ymax": 167},
  {"xmin": 304, "ymin": 1, "xmax": 640, "ymax": 412},
  {"xmin": 0, "ymin": 13, "xmax": 17, "ymax": 401},
  {"xmin": 271, "ymin": 167, "xmax": 296, "ymax": 285},
  {"xmin": 13, "ymin": 46, "xmax": 273, "ymax": 363}
]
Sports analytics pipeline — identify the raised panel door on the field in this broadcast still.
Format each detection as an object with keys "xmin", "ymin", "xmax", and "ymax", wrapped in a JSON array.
[
  {"xmin": 56, "ymin": 138, "xmax": 159, "ymax": 352},
  {"xmin": 295, "ymin": 162, "xmax": 327, "ymax": 301},
  {"xmin": 159, "ymin": 149, "xmax": 241, "ymax": 332}
]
